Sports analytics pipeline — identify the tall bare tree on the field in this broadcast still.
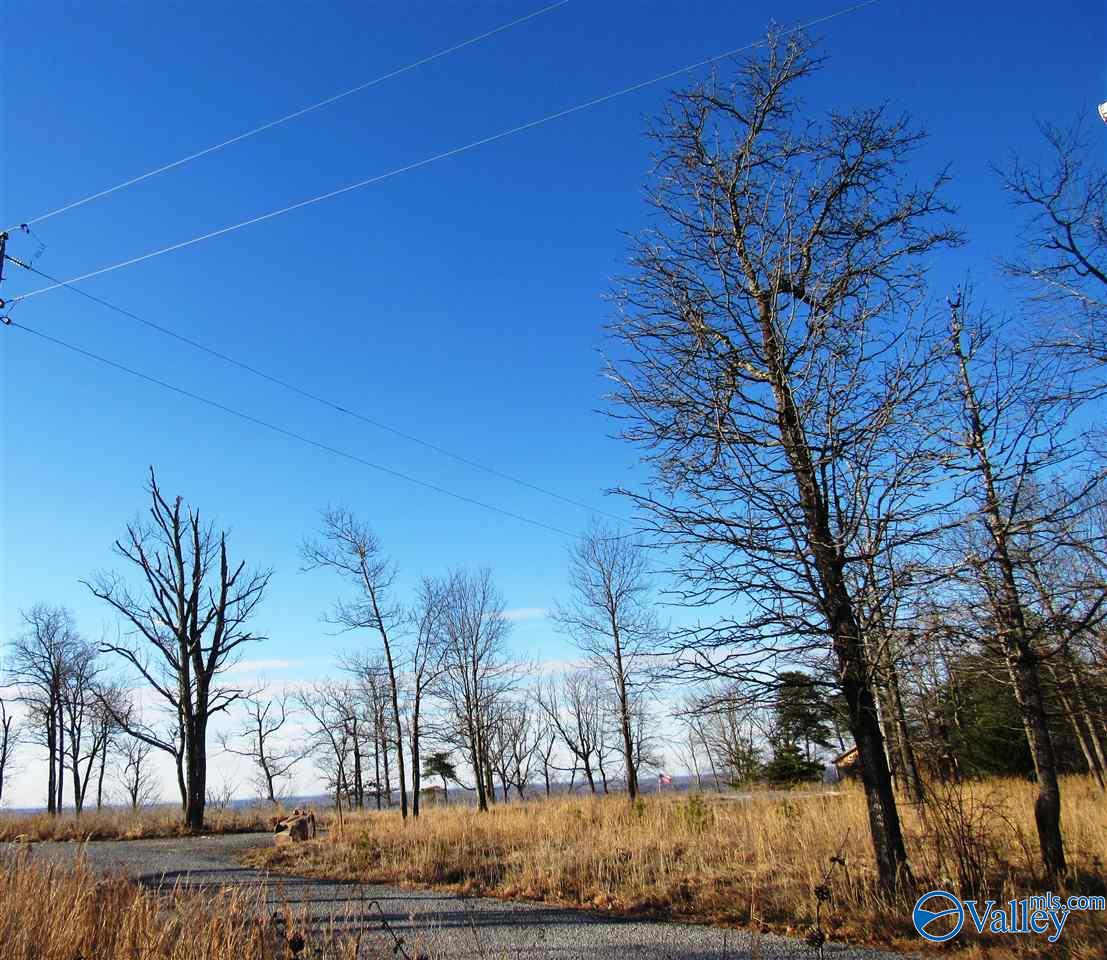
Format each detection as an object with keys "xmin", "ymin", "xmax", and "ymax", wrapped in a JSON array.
[
  {"xmin": 554, "ymin": 522, "xmax": 657, "ymax": 800},
  {"xmin": 86, "ymin": 468, "xmax": 271, "ymax": 831},
  {"xmin": 407, "ymin": 577, "xmax": 447, "ymax": 816},
  {"xmin": 605, "ymin": 32, "xmax": 960, "ymax": 891},
  {"xmin": 303, "ymin": 508, "xmax": 409, "ymax": 819},
  {"xmin": 7, "ymin": 604, "xmax": 84, "ymax": 813},
  {"xmin": 435, "ymin": 568, "xmax": 515, "ymax": 812},
  {"xmin": 938, "ymin": 295, "xmax": 1106, "ymax": 876},
  {"xmin": 60, "ymin": 653, "xmax": 109, "ymax": 814}
]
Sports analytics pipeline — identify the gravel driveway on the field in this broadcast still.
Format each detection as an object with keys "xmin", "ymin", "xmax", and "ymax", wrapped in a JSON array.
[{"xmin": 15, "ymin": 834, "xmax": 910, "ymax": 959}]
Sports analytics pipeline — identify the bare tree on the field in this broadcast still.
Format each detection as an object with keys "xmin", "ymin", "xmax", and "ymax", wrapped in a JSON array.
[
  {"xmin": 85, "ymin": 468, "xmax": 271, "ymax": 831},
  {"xmin": 116, "ymin": 737, "xmax": 158, "ymax": 810},
  {"xmin": 937, "ymin": 295, "xmax": 1106, "ymax": 876},
  {"xmin": 220, "ymin": 692, "xmax": 306, "ymax": 803},
  {"xmin": 7, "ymin": 604, "xmax": 84, "ymax": 813},
  {"xmin": 435, "ymin": 568, "xmax": 515, "ymax": 812},
  {"xmin": 489, "ymin": 695, "xmax": 541, "ymax": 800},
  {"xmin": 605, "ymin": 32, "xmax": 960, "ymax": 892},
  {"xmin": 553, "ymin": 522, "xmax": 658, "ymax": 800},
  {"xmin": 303, "ymin": 508, "xmax": 409, "ymax": 819},
  {"xmin": 57, "ymin": 652, "xmax": 119, "ymax": 814},
  {"xmin": 89, "ymin": 685, "xmax": 126, "ymax": 811},
  {"xmin": 538, "ymin": 670, "xmax": 608, "ymax": 794},
  {"xmin": 534, "ymin": 713, "xmax": 559, "ymax": 797},
  {"xmin": 297, "ymin": 680, "xmax": 357, "ymax": 814},
  {"xmin": 408, "ymin": 577, "xmax": 447, "ymax": 816},
  {"xmin": 1000, "ymin": 122, "xmax": 1107, "ymax": 370}
]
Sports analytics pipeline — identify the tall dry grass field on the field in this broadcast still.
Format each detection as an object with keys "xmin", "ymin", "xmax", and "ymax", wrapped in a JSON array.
[
  {"xmin": 251, "ymin": 777, "xmax": 1107, "ymax": 958},
  {"xmin": 0, "ymin": 852, "xmax": 403, "ymax": 960},
  {"xmin": 0, "ymin": 805, "xmax": 272, "ymax": 841}
]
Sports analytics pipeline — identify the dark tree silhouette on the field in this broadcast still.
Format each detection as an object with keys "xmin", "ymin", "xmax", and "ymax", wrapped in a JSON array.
[{"xmin": 86, "ymin": 468, "xmax": 270, "ymax": 831}]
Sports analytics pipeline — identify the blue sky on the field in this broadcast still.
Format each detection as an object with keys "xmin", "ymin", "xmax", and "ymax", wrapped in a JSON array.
[{"xmin": 1, "ymin": 1, "xmax": 1104, "ymax": 803}]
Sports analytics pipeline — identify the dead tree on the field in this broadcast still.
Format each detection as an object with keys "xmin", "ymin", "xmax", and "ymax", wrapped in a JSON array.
[
  {"xmin": 220, "ymin": 692, "xmax": 306, "ymax": 803},
  {"xmin": 303, "ymin": 508, "xmax": 409, "ymax": 819},
  {"xmin": 553, "ymin": 522, "xmax": 658, "ymax": 800},
  {"xmin": 86, "ymin": 468, "xmax": 271, "ymax": 831},
  {"xmin": 605, "ymin": 32, "xmax": 959, "ymax": 892}
]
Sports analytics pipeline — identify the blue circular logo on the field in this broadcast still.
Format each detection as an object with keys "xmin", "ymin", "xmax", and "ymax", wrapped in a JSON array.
[{"xmin": 913, "ymin": 890, "xmax": 964, "ymax": 942}]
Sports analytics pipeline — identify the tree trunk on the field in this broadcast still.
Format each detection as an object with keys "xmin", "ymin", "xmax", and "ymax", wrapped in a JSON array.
[
  {"xmin": 762, "ymin": 301, "xmax": 911, "ymax": 894},
  {"xmin": 96, "ymin": 738, "xmax": 108, "ymax": 810},
  {"xmin": 373, "ymin": 727, "xmax": 382, "ymax": 810},
  {"xmin": 484, "ymin": 758, "xmax": 496, "ymax": 805},
  {"xmin": 56, "ymin": 697, "xmax": 65, "ymax": 813},
  {"xmin": 1006, "ymin": 646, "xmax": 1066, "ymax": 876},
  {"xmin": 185, "ymin": 717, "xmax": 207, "ymax": 832},
  {"xmin": 950, "ymin": 306, "xmax": 1067, "ymax": 878},
  {"xmin": 46, "ymin": 709, "xmax": 57, "ymax": 815},
  {"xmin": 611, "ymin": 623, "xmax": 638, "ymax": 802},
  {"xmin": 1069, "ymin": 661, "xmax": 1107, "ymax": 786},
  {"xmin": 581, "ymin": 756, "xmax": 595, "ymax": 793},
  {"xmin": 352, "ymin": 723, "xmax": 364, "ymax": 810},
  {"xmin": 370, "ymin": 587, "xmax": 408, "ymax": 820},
  {"xmin": 1050, "ymin": 663, "xmax": 1105, "ymax": 790},
  {"xmin": 883, "ymin": 645, "xmax": 925, "ymax": 803},
  {"xmin": 469, "ymin": 716, "xmax": 488, "ymax": 812},
  {"xmin": 842, "ymin": 649, "xmax": 912, "ymax": 892},
  {"xmin": 381, "ymin": 715, "xmax": 392, "ymax": 807},
  {"xmin": 410, "ymin": 704, "xmax": 422, "ymax": 818}
]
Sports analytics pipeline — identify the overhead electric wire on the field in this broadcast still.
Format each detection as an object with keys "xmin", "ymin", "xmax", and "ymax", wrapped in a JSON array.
[
  {"xmin": 20, "ymin": 261, "xmax": 625, "ymax": 521},
  {"xmin": 6, "ymin": 319, "xmax": 580, "ymax": 539},
  {"xmin": 9, "ymin": 0, "xmax": 879, "ymax": 305},
  {"xmin": 4, "ymin": 0, "xmax": 569, "ymax": 233}
]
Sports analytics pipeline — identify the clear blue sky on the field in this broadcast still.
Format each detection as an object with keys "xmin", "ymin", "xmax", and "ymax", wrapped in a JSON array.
[{"xmin": 1, "ymin": 1, "xmax": 1104, "ymax": 697}]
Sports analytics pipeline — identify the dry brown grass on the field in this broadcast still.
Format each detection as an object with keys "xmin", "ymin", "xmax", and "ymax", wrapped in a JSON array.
[
  {"xmin": 0, "ymin": 851, "xmax": 422, "ymax": 960},
  {"xmin": 0, "ymin": 804, "xmax": 273, "ymax": 841},
  {"xmin": 248, "ymin": 777, "xmax": 1107, "ymax": 958}
]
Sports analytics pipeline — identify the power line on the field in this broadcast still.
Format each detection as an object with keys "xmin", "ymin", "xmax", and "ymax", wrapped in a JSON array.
[
  {"xmin": 19, "ymin": 261, "xmax": 625, "ymax": 521},
  {"xmin": 5, "ymin": 319, "xmax": 581, "ymax": 539},
  {"xmin": 4, "ymin": 1, "xmax": 569, "ymax": 233},
  {"xmin": 9, "ymin": 0, "xmax": 879, "ymax": 304}
]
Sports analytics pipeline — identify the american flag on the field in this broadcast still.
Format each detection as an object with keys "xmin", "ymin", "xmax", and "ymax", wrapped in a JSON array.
[{"xmin": 658, "ymin": 772, "xmax": 673, "ymax": 786}]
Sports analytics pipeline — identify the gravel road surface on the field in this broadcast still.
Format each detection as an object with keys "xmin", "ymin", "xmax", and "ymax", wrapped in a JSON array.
[{"xmin": 15, "ymin": 834, "xmax": 910, "ymax": 959}]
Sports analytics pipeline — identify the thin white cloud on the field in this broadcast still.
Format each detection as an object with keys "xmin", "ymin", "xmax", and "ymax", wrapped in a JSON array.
[
  {"xmin": 226, "ymin": 658, "xmax": 302, "ymax": 674},
  {"xmin": 501, "ymin": 607, "xmax": 548, "ymax": 622},
  {"xmin": 534, "ymin": 656, "xmax": 589, "ymax": 675}
]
